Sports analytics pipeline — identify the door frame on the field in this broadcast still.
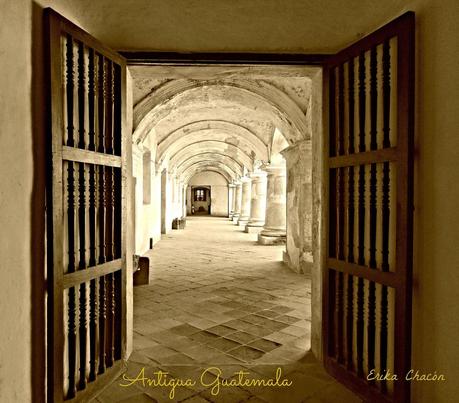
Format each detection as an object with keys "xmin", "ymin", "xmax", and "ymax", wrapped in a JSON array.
[
  {"xmin": 121, "ymin": 49, "xmax": 328, "ymax": 362},
  {"xmin": 121, "ymin": 14, "xmax": 414, "ymax": 401}
]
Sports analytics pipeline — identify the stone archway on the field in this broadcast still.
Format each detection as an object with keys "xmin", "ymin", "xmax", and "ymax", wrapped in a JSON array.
[{"xmin": 130, "ymin": 64, "xmax": 325, "ymax": 360}]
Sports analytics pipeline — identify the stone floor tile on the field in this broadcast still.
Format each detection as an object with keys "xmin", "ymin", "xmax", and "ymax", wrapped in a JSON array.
[
  {"xmin": 180, "ymin": 395, "xmax": 211, "ymax": 403},
  {"xmin": 179, "ymin": 345, "xmax": 222, "ymax": 362},
  {"xmin": 275, "ymin": 314, "xmax": 302, "ymax": 325},
  {"xmin": 246, "ymin": 325, "xmax": 274, "ymax": 338},
  {"xmin": 170, "ymin": 324, "xmax": 202, "ymax": 336},
  {"xmin": 269, "ymin": 306, "xmax": 296, "ymax": 315},
  {"xmin": 303, "ymin": 381, "xmax": 364, "ymax": 403},
  {"xmin": 137, "ymin": 345, "xmax": 179, "ymax": 361},
  {"xmin": 205, "ymin": 365, "xmax": 250, "ymax": 380},
  {"xmin": 206, "ymin": 324, "xmax": 238, "ymax": 337},
  {"xmin": 135, "ymin": 322, "xmax": 160, "ymax": 336},
  {"xmin": 188, "ymin": 331, "xmax": 221, "ymax": 344},
  {"xmin": 117, "ymin": 393, "xmax": 158, "ymax": 403},
  {"xmin": 263, "ymin": 331, "xmax": 299, "ymax": 345},
  {"xmin": 100, "ymin": 217, "xmax": 359, "ymax": 403},
  {"xmin": 240, "ymin": 315, "xmax": 270, "ymax": 326},
  {"xmin": 225, "ymin": 331, "xmax": 259, "ymax": 344},
  {"xmin": 241, "ymin": 397, "xmax": 269, "ymax": 403},
  {"xmin": 247, "ymin": 338, "xmax": 281, "ymax": 353},
  {"xmin": 262, "ymin": 320, "xmax": 290, "ymax": 332},
  {"xmin": 206, "ymin": 337, "xmax": 242, "ymax": 352},
  {"xmin": 133, "ymin": 333, "xmax": 160, "ymax": 351},
  {"xmin": 255, "ymin": 310, "xmax": 281, "ymax": 319},
  {"xmin": 219, "ymin": 309, "xmax": 247, "ymax": 319},
  {"xmin": 200, "ymin": 385, "xmax": 251, "ymax": 403},
  {"xmin": 281, "ymin": 325, "xmax": 307, "ymax": 337},
  {"xmin": 156, "ymin": 353, "xmax": 197, "ymax": 365},
  {"xmin": 128, "ymin": 350, "xmax": 158, "ymax": 366},
  {"xmin": 187, "ymin": 317, "xmax": 220, "ymax": 330},
  {"xmin": 228, "ymin": 346, "xmax": 265, "ymax": 362}
]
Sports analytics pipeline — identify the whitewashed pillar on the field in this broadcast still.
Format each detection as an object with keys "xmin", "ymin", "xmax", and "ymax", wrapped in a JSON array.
[
  {"xmin": 258, "ymin": 165, "xmax": 287, "ymax": 244},
  {"xmin": 228, "ymin": 183, "xmax": 236, "ymax": 219},
  {"xmin": 232, "ymin": 181, "xmax": 242, "ymax": 222},
  {"xmin": 245, "ymin": 170, "xmax": 267, "ymax": 233},
  {"xmin": 237, "ymin": 176, "xmax": 252, "ymax": 226}
]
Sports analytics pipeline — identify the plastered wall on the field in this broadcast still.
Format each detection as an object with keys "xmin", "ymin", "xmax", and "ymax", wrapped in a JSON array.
[
  {"xmin": 0, "ymin": 2, "xmax": 33, "ymax": 402},
  {"xmin": 132, "ymin": 140, "xmax": 162, "ymax": 254},
  {"xmin": 283, "ymin": 140, "xmax": 313, "ymax": 275}
]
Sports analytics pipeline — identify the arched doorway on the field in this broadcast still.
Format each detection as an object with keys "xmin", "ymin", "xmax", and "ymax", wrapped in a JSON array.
[{"xmin": 191, "ymin": 186, "xmax": 211, "ymax": 214}]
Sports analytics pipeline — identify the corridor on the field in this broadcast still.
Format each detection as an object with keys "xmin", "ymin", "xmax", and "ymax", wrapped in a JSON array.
[{"xmin": 97, "ymin": 217, "xmax": 361, "ymax": 403}]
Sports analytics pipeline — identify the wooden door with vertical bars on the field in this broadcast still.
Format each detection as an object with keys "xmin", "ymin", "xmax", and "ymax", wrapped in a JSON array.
[
  {"xmin": 324, "ymin": 12, "xmax": 414, "ymax": 403},
  {"xmin": 45, "ymin": 9, "xmax": 127, "ymax": 402}
]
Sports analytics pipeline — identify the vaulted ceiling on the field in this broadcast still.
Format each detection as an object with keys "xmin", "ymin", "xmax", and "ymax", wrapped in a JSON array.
[{"xmin": 131, "ymin": 66, "xmax": 314, "ymax": 183}]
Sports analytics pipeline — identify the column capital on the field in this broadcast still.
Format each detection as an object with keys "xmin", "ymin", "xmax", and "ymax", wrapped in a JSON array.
[
  {"xmin": 249, "ymin": 170, "xmax": 267, "ymax": 180},
  {"xmin": 261, "ymin": 163, "xmax": 286, "ymax": 175},
  {"xmin": 240, "ymin": 175, "xmax": 252, "ymax": 183},
  {"xmin": 280, "ymin": 139, "xmax": 312, "ymax": 158},
  {"xmin": 228, "ymin": 183, "xmax": 236, "ymax": 188}
]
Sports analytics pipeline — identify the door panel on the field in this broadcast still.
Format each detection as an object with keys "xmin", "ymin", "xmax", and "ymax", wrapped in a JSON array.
[
  {"xmin": 45, "ymin": 9, "xmax": 127, "ymax": 402},
  {"xmin": 324, "ymin": 12, "xmax": 414, "ymax": 403}
]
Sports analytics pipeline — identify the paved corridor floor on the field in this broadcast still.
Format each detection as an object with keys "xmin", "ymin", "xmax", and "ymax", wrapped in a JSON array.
[{"xmin": 97, "ymin": 216, "xmax": 361, "ymax": 403}]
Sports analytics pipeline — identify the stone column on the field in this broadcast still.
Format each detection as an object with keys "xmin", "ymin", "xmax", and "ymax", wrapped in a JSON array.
[
  {"xmin": 228, "ymin": 183, "xmax": 236, "ymax": 219},
  {"xmin": 232, "ymin": 181, "xmax": 242, "ymax": 222},
  {"xmin": 245, "ymin": 171, "xmax": 267, "ymax": 233},
  {"xmin": 178, "ymin": 181, "xmax": 185, "ymax": 218},
  {"xmin": 281, "ymin": 140, "xmax": 313, "ymax": 273},
  {"xmin": 258, "ymin": 165, "xmax": 287, "ymax": 244},
  {"xmin": 174, "ymin": 176, "xmax": 181, "ymax": 219},
  {"xmin": 231, "ymin": 182, "xmax": 237, "ymax": 217},
  {"xmin": 182, "ymin": 185, "xmax": 187, "ymax": 217},
  {"xmin": 237, "ymin": 176, "xmax": 252, "ymax": 227}
]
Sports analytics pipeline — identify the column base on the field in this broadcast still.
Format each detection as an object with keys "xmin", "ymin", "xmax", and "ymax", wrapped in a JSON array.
[
  {"xmin": 232, "ymin": 214, "xmax": 240, "ymax": 223},
  {"xmin": 258, "ymin": 231, "xmax": 286, "ymax": 245},
  {"xmin": 244, "ymin": 225, "xmax": 263, "ymax": 234},
  {"xmin": 237, "ymin": 215, "xmax": 249, "ymax": 226},
  {"xmin": 283, "ymin": 250, "xmax": 313, "ymax": 274}
]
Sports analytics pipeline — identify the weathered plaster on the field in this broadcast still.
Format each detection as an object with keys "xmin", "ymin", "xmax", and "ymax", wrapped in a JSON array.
[{"xmin": 283, "ymin": 140, "xmax": 313, "ymax": 275}]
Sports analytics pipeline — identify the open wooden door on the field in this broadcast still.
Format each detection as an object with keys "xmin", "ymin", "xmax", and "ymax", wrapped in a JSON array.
[
  {"xmin": 45, "ymin": 9, "xmax": 127, "ymax": 402},
  {"xmin": 324, "ymin": 12, "xmax": 414, "ymax": 403}
]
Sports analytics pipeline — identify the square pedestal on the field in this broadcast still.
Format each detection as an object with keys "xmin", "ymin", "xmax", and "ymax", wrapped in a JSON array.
[
  {"xmin": 244, "ymin": 225, "xmax": 263, "ymax": 234},
  {"xmin": 258, "ymin": 233, "xmax": 286, "ymax": 245}
]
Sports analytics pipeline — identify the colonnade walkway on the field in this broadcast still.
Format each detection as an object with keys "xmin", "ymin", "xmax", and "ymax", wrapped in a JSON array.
[{"xmin": 97, "ymin": 216, "xmax": 361, "ymax": 403}]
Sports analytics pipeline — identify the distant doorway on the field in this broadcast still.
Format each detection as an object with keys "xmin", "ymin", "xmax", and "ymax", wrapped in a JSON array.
[{"xmin": 191, "ymin": 186, "xmax": 211, "ymax": 214}]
